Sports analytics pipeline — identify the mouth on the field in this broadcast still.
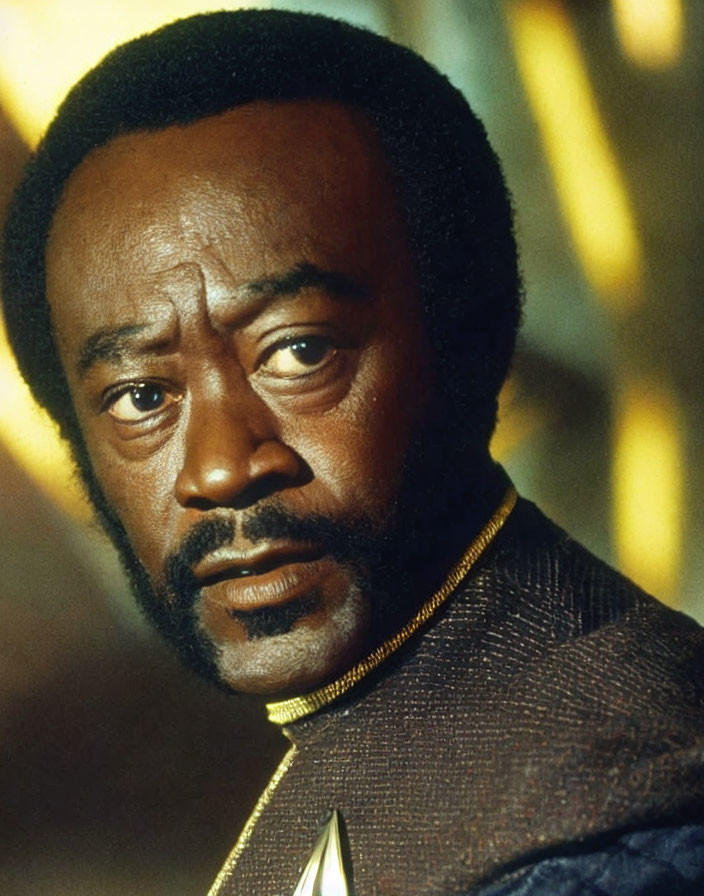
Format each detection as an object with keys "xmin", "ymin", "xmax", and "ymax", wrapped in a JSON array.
[
  {"xmin": 196, "ymin": 544, "xmax": 325, "ymax": 583},
  {"xmin": 193, "ymin": 543, "xmax": 330, "ymax": 614}
]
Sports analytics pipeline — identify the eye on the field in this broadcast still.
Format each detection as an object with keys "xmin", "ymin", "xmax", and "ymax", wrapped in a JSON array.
[
  {"xmin": 260, "ymin": 336, "xmax": 336, "ymax": 378},
  {"xmin": 105, "ymin": 382, "xmax": 181, "ymax": 424}
]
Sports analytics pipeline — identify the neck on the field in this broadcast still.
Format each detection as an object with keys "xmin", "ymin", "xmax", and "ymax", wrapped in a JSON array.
[
  {"xmin": 392, "ymin": 456, "xmax": 508, "ymax": 608},
  {"xmin": 266, "ymin": 475, "xmax": 516, "ymax": 726}
]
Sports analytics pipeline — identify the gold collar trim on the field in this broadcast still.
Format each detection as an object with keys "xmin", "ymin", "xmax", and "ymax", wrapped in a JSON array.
[
  {"xmin": 206, "ymin": 743, "xmax": 298, "ymax": 896},
  {"xmin": 266, "ymin": 485, "xmax": 518, "ymax": 726}
]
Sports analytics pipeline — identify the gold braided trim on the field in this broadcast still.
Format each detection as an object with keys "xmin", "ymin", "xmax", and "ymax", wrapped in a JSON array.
[
  {"xmin": 267, "ymin": 485, "xmax": 518, "ymax": 726},
  {"xmin": 206, "ymin": 743, "xmax": 298, "ymax": 896}
]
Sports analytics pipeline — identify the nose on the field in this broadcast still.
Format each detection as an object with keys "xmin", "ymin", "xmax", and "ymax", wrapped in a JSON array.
[{"xmin": 174, "ymin": 387, "xmax": 305, "ymax": 511}]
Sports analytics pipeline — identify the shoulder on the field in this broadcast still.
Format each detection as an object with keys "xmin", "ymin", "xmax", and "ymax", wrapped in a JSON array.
[
  {"xmin": 475, "ymin": 496, "xmax": 704, "ymax": 778},
  {"xmin": 477, "ymin": 825, "xmax": 704, "ymax": 896},
  {"xmin": 486, "ymin": 495, "xmax": 704, "ymax": 669},
  {"xmin": 429, "ymin": 495, "xmax": 704, "ymax": 869}
]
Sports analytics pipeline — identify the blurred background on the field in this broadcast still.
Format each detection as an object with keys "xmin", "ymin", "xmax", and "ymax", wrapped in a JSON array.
[{"xmin": 0, "ymin": 1, "xmax": 701, "ymax": 893}]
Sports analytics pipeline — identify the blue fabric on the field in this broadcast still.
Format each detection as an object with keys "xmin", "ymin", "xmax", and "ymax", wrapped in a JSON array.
[{"xmin": 478, "ymin": 825, "xmax": 704, "ymax": 895}]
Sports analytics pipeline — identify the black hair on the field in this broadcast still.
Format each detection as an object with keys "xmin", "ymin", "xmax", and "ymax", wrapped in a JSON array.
[{"xmin": 1, "ymin": 8, "xmax": 521, "ymax": 455}]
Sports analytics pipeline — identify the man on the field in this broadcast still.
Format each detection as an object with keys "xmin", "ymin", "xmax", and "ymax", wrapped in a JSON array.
[{"xmin": 2, "ymin": 10, "xmax": 703, "ymax": 895}]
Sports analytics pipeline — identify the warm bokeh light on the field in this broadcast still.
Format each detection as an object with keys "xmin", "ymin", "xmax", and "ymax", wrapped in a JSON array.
[
  {"xmin": 0, "ymin": 319, "xmax": 88, "ymax": 519},
  {"xmin": 0, "ymin": 0, "xmax": 267, "ymax": 147},
  {"xmin": 505, "ymin": 0, "xmax": 643, "ymax": 310},
  {"xmin": 611, "ymin": 0, "xmax": 683, "ymax": 69},
  {"xmin": 491, "ymin": 376, "xmax": 545, "ymax": 462},
  {"xmin": 612, "ymin": 380, "xmax": 683, "ymax": 603}
]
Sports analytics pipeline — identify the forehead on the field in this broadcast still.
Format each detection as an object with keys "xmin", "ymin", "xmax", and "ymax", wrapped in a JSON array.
[
  {"xmin": 44, "ymin": 101, "xmax": 419, "ymax": 362},
  {"xmin": 46, "ymin": 101, "xmax": 407, "ymax": 296}
]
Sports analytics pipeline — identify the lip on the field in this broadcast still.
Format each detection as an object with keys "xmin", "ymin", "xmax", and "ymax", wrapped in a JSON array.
[{"xmin": 193, "ymin": 543, "xmax": 330, "ymax": 612}]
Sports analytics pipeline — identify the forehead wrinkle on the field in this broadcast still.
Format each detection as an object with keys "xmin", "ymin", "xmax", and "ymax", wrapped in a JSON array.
[
  {"xmin": 151, "ymin": 248, "xmax": 273, "ymax": 332},
  {"xmin": 146, "ymin": 260, "xmax": 208, "ymax": 314}
]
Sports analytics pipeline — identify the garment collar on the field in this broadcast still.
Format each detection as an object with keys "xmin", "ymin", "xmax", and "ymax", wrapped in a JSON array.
[{"xmin": 266, "ymin": 483, "xmax": 517, "ymax": 727}]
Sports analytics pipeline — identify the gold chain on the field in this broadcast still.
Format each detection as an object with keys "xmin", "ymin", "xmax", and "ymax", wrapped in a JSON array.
[{"xmin": 267, "ymin": 485, "xmax": 517, "ymax": 726}]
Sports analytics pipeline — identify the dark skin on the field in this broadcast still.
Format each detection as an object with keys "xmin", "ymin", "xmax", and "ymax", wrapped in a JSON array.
[{"xmin": 45, "ymin": 101, "xmax": 438, "ymax": 696}]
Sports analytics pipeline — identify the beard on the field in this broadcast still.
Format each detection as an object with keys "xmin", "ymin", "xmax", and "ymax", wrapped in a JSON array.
[
  {"xmin": 108, "ymin": 500, "xmax": 411, "ymax": 690},
  {"xmin": 78, "ymin": 397, "xmax": 498, "ymax": 693}
]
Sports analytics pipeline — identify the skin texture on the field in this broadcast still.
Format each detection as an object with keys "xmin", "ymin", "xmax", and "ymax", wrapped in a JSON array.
[{"xmin": 45, "ymin": 101, "xmax": 435, "ymax": 696}]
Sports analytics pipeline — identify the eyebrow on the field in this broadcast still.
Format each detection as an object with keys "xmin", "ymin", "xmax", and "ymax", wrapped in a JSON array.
[
  {"xmin": 77, "ymin": 324, "xmax": 150, "ymax": 376},
  {"xmin": 76, "ymin": 263, "xmax": 370, "ymax": 378},
  {"xmin": 245, "ymin": 262, "xmax": 370, "ymax": 302}
]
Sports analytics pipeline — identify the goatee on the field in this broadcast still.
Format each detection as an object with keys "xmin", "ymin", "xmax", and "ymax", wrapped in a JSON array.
[{"xmin": 120, "ymin": 502, "xmax": 408, "ymax": 689}]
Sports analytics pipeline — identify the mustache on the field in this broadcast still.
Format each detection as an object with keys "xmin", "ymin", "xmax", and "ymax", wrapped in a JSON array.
[{"xmin": 163, "ymin": 503, "xmax": 386, "ymax": 603}]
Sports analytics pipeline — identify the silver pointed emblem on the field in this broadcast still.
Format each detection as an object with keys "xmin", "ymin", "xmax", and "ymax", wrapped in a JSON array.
[{"xmin": 291, "ymin": 809, "xmax": 351, "ymax": 896}]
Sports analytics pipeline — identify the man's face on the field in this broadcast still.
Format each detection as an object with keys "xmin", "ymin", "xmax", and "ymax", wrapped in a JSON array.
[{"xmin": 46, "ymin": 101, "xmax": 433, "ymax": 696}]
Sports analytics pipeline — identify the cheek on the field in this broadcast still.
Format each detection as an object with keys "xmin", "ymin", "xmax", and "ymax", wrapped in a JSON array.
[
  {"xmin": 282, "ymin": 346, "xmax": 428, "ymax": 517},
  {"xmin": 84, "ymin": 431, "xmax": 183, "ymax": 574}
]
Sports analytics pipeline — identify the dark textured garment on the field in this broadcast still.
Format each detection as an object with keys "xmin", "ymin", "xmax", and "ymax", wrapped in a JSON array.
[
  {"xmin": 479, "ymin": 824, "xmax": 704, "ymax": 895},
  {"xmin": 213, "ymin": 498, "xmax": 704, "ymax": 895}
]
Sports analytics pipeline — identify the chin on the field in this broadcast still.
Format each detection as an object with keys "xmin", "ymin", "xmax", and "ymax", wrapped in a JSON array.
[{"xmin": 209, "ymin": 592, "xmax": 371, "ymax": 697}]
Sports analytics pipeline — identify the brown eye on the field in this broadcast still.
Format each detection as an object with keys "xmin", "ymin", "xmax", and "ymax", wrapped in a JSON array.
[
  {"xmin": 107, "ymin": 382, "xmax": 180, "ymax": 423},
  {"xmin": 261, "ymin": 336, "xmax": 335, "ymax": 378}
]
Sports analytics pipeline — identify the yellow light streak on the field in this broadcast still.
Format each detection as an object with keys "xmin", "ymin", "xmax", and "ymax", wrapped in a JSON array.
[
  {"xmin": 611, "ymin": 0, "xmax": 683, "ymax": 69},
  {"xmin": 612, "ymin": 379, "xmax": 683, "ymax": 604},
  {"xmin": 0, "ymin": 0, "xmax": 268, "ymax": 147},
  {"xmin": 505, "ymin": 0, "xmax": 643, "ymax": 310},
  {"xmin": 0, "ymin": 319, "xmax": 89, "ymax": 519}
]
